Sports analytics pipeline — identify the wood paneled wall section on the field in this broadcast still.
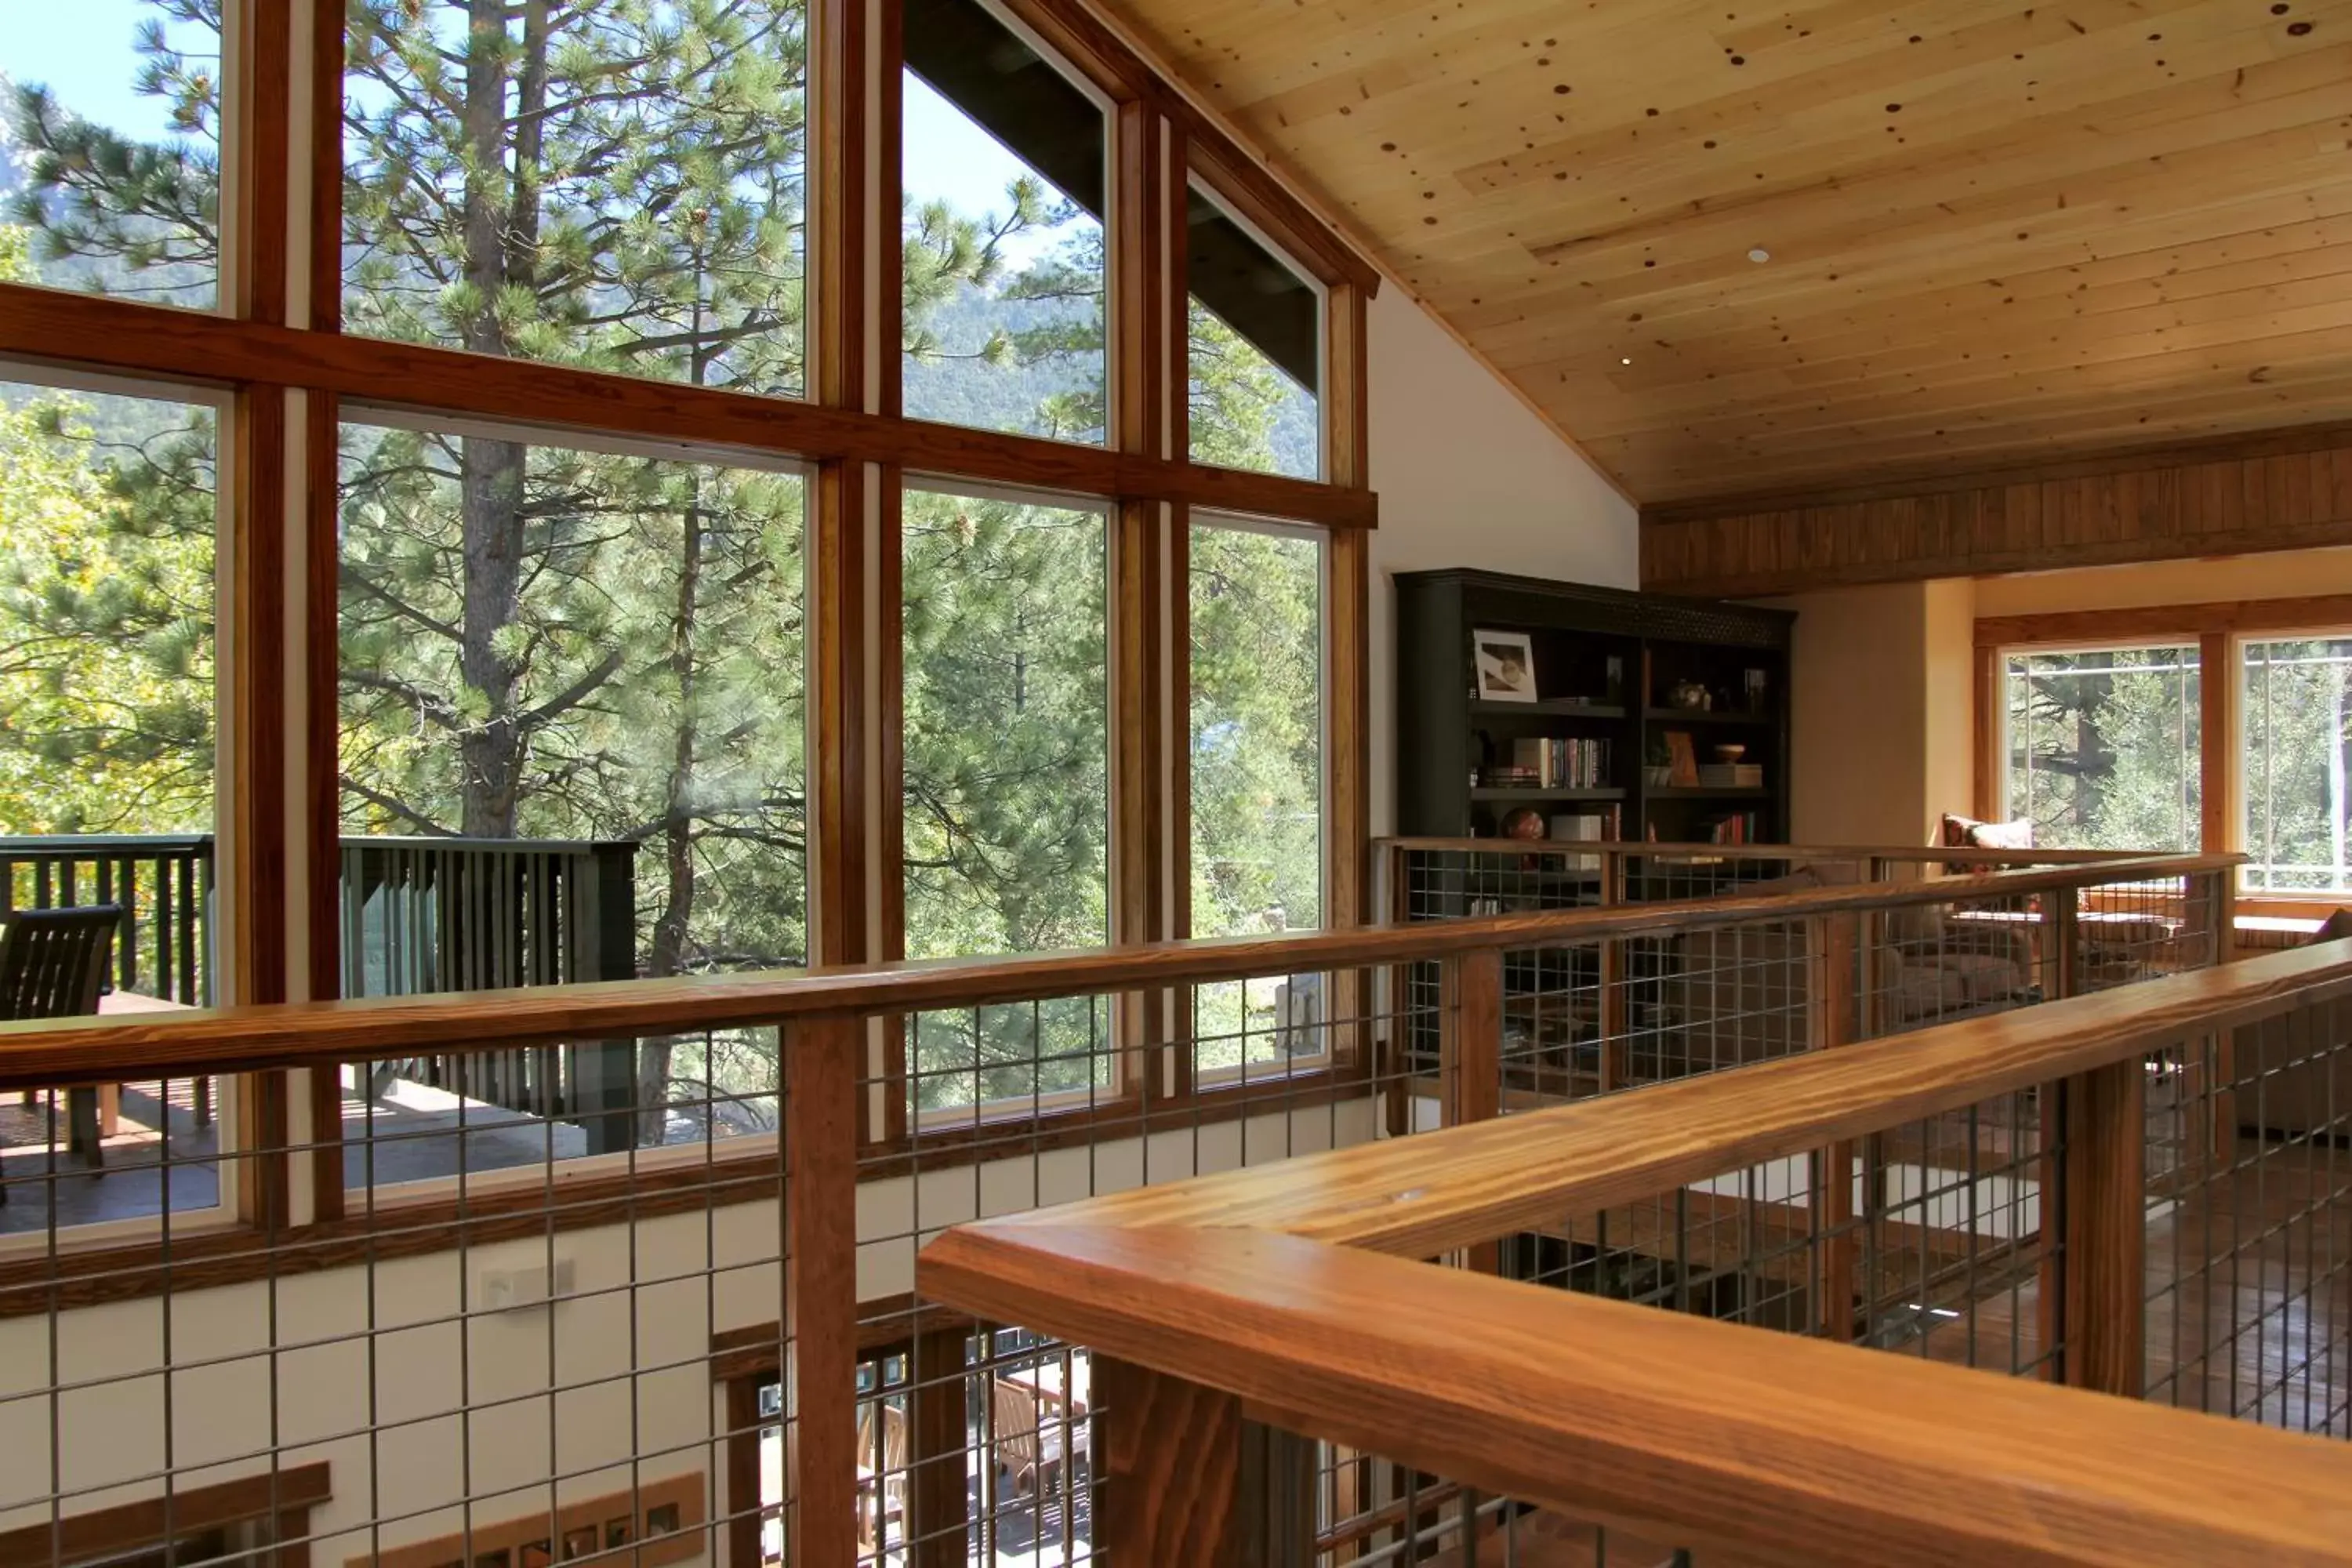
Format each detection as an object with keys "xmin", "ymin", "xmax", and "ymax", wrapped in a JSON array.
[{"xmin": 1641, "ymin": 423, "xmax": 2352, "ymax": 597}]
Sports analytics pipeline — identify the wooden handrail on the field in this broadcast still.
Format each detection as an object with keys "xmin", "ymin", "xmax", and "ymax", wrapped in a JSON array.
[
  {"xmin": 917, "ymin": 939, "xmax": 2352, "ymax": 1566},
  {"xmin": 0, "ymin": 853, "xmax": 2236, "ymax": 1086},
  {"xmin": 1377, "ymin": 837, "xmax": 2148, "ymax": 866},
  {"xmin": 969, "ymin": 940, "xmax": 2352, "ymax": 1261},
  {"xmin": 920, "ymin": 1224, "xmax": 2352, "ymax": 1567}
]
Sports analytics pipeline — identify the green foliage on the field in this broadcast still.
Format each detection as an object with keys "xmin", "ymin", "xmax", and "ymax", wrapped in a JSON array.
[
  {"xmin": 2, "ymin": 2, "xmax": 1328, "ymax": 1124},
  {"xmin": 0, "ymin": 223, "xmax": 216, "ymax": 833},
  {"xmin": 2007, "ymin": 649, "xmax": 2201, "ymax": 853},
  {"xmin": 2244, "ymin": 640, "xmax": 2352, "ymax": 892}
]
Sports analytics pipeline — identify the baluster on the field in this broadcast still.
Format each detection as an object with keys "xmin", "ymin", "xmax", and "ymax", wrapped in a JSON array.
[
  {"xmin": 1095, "ymin": 1358, "xmax": 1249, "ymax": 1565},
  {"xmin": 1439, "ymin": 948, "xmax": 1503, "ymax": 1284},
  {"xmin": 153, "ymin": 854, "xmax": 175, "ymax": 1004},
  {"xmin": 785, "ymin": 1016, "xmax": 858, "ymax": 1566},
  {"xmin": 2056, "ymin": 1055, "xmax": 2148, "ymax": 1397},
  {"xmin": 1809, "ymin": 912, "xmax": 1860, "ymax": 1341}
]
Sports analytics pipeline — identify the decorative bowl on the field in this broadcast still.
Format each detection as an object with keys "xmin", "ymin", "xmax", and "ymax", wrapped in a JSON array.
[{"xmin": 1713, "ymin": 745, "xmax": 1747, "ymax": 764}]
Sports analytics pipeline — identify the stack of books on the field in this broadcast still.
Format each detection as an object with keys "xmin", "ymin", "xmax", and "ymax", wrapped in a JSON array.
[
  {"xmin": 1705, "ymin": 811, "xmax": 1762, "ymax": 844},
  {"xmin": 1509, "ymin": 736, "xmax": 1614, "ymax": 789},
  {"xmin": 1695, "ymin": 762, "xmax": 1764, "ymax": 789}
]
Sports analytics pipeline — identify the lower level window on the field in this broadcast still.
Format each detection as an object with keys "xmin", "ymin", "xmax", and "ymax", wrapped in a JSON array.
[
  {"xmin": 2004, "ymin": 644, "xmax": 2200, "ymax": 851},
  {"xmin": 2244, "ymin": 637, "xmax": 2352, "ymax": 895}
]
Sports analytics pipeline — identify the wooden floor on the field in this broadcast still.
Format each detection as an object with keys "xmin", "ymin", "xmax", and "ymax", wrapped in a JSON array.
[
  {"xmin": 1911, "ymin": 1142, "xmax": 2352, "ymax": 1433},
  {"xmin": 0, "ymin": 1080, "xmax": 220, "ymax": 1235}
]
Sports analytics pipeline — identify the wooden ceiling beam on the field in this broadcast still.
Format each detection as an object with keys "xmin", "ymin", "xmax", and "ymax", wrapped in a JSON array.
[{"xmin": 1637, "ymin": 419, "xmax": 2352, "ymax": 596}]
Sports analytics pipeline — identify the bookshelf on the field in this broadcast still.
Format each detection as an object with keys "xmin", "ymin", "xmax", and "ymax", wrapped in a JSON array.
[{"xmin": 1394, "ymin": 569, "xmax": 1795, "ymax": 862}]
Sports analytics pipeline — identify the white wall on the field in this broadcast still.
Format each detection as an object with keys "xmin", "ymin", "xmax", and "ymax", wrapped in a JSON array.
[{"xmin": 1365, "ymin": 288, "xmax": 1641, "ymax": 835}]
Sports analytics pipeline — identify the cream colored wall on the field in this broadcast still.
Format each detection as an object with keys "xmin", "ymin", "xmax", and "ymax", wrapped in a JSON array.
[
  {"xmin": 1974, "ymin": 544, "xmax": 2352, "ymax": 618},
  {"xmin": 1767, "ymin": 583, "xmax": 1940, "ymax": 845},
  {"xmin": 1776, "ymin": 546, "xmax": 2352, "ymax": 851},
  {"xmin": 1922, "ymin": 579, "xmax": 1979, "ymax": 826},
  {"xmin": 1364, "ymin": 287, "xmax": 1640, "ymax": 837}
]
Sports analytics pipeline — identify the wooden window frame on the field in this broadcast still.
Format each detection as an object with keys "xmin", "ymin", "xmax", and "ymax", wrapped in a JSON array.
[
  {"xmin": 0, "ymin": 1461, "xmax": 332, "ymax": 1568},
  {"xmin": 1976, "ymin": 594, "xmax": 2352, "ymax": 913},
  {"xmin": 0, "ymin": 0, "xmax": 1379, "ymax": 1273}
]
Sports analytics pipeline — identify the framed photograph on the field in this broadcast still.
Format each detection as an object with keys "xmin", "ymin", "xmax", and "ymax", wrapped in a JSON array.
[
  {"xmin": 560, "ymin": 1526, "xmax": 601, "ymax": 1561},
  {"xmin": 642, "ymin": 1503, "xmax": 681, "ymax": 1537},
  {"xmin": 605, "ymin": 1517, "xmax": 633, "ymax": 1549},
  {"xmin": 1472, "ymin": 630, "xmax": 1539, "ymax": 702}
]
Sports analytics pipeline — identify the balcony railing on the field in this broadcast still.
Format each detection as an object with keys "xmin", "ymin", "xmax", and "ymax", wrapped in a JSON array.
[
  {"xmin": 0, "ymin": 834, "xmax": 216, "ymax": 1007},
  {"xmin": 924, "ymin": 928, "xmax": 2352, "ymax": 1564},
  {"xmin": 0, "ymin": 849, "xmax": 2259, "ymax": 1566}
]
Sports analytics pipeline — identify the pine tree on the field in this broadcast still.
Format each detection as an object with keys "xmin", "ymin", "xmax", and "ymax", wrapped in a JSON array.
[{"xmin": 5, "ymin": 0, "xmax": 1329, "ymax": 1127}]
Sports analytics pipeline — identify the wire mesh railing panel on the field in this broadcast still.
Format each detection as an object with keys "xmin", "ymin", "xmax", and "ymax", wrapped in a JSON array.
[
  {"xmin": 1291, "ymin": 1079, "xmax": 2061, "ymax": 1566},
  {"xmin": 0, "ymin": 1030, "xmax": 795, "ymax": 1568},
  {"xmin": 860, "ymin": 965, "xmax": 1437, "ymax": 1564},
  {"xmin": 343, "ymin": 1025, "xmax": 783, "ymax": 1200},
  {"xmin": 2145, "ymin": 993, "xmax": 2352, "ymax": 1436}
]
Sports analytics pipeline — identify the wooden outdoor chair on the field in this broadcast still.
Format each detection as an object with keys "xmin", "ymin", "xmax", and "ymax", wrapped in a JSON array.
[
  {"xmin": 0, "ymin": 906, "xmax": 124, "ymax": 1192},
  {"xmin": 855, "ymin": 1400, "xmax": 908, "ymax": 1553}
]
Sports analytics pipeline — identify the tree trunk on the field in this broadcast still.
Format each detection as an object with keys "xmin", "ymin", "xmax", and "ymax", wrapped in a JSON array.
[
  {"xmin": 639, "ymin": 478, "xmax": 706, "ymax": 1142},
  {"xmin": 452, "ymin": 0, "xmax": 543, "ymax": 840}
]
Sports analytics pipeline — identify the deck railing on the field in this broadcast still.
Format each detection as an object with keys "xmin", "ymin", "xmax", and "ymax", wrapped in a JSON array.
[
  {"xmin": 0, "ymin": 834, "xmax": 216, "ymax": 1007},
  {"xmin": 0, "ymin": 851, "xmax": 2252, "ymax": 1566}
]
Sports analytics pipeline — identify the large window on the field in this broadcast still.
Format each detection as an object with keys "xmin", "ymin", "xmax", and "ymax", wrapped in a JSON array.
[
  {"xmin": 0, "ymin": 0, "xmax": 1373, "ymax": 1204},
  {"xmin": 3, "ymin": 4, "xmax": 221, "ymax": 309},
  {"xmin": 1187, "ymin": 187, "xmax": 1321, "ymax": 479},
  {"xmin": 901, "ymin": 483, "xmax": 1108, "ymax": 1113},
  {"xmin": 343, "ymin": 0, "xmax": 809, "ymax": 396},
  {"xmin": 1189, "ymin": 518, "xmax": 1324, "ymax": 1075},
  {"xmin": 0, "ymin": 373, "xmax": 221, "ymax": 1235},
  {"xmin": 2005, "ymin": 644, "xmax": 2201, "ymax": 852},
  {"xmin": 899, "ymin": 0, "xmax": 1108, "ymax": 444},
  {"xmin": 2245, "ymin": 637, "xmax": 2352, "ymax": 895},
  {"xmin": 337, "ymin": 418, "xmax": 806, "ymax": 1174}
]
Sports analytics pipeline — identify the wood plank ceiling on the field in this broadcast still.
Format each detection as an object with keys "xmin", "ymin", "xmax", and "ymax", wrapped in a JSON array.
[{"xmin": 1106, "ymin": 0, "xmax": 2352, "ymax": 503}]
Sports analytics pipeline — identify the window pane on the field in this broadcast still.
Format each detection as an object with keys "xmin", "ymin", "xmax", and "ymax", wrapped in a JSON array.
[
  {"xmin": 1187, "ymin": 188, "xmax": 1320, "ymax": 479},
  {"xmin": 343, "ymin": 2, "xmax": 808, "ymax": 397},
  {"xmin": 1189, "ymin": 519, "xmax": 1324, "ymax": 1080},
  {"xmin": 2005, "ymin": 645, "xmax": 2200, "ymax": 851},
  {"xmin": 901, "ymin": 484, "xmax": 1107, "ymax": 1114},
  {"xmin": 900, "ymin": 0, "xmax": 1106, "ymax": 445},
  {"xmin": 2244, "ymin": 637, "xmax": 2352, "ymax": 895},
  {"xmin": 337, "ymin": 420, "xmax": 806, "ymax": 1175},
  {"xmin": 4, "ymin": 0, "xmax": 221, "ymax": 307},
  {"xmin": 0, "ymin": 376, "xmax": 220, "ymax": 1233}
]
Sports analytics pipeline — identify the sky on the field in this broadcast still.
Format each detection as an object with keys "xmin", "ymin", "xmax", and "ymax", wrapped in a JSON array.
[{"xmin": 5, "ymin": 0, "xmax": 1083, "ymax": 267}]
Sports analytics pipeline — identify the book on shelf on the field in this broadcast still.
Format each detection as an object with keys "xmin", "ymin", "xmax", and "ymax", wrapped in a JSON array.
[
  {"xmin": 1546, "ymin": 806, "xmax": 1621, "ymax": 869},
  {"xmin": 1695, "ymin": 762, "xmax": 1764, "ymax": 789},
  {"xmin": 1510, "ymin": 735, "xmax": 1614, "ymax": 789},
  {"xmin": 1704, "ymin": 811, "xmax": 1761, "ymax": 845}
]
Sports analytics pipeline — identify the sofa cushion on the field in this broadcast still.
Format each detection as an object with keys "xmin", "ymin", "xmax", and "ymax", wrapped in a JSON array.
[{"xmin": 1933, "ymin": 950, "xmax": 2028, "ymax": 1004}]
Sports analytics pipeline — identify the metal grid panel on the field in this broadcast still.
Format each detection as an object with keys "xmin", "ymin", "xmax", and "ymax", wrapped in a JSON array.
[
  {"xmin": 2145, "ymin": 993, "xmax": 2352, "ymax": 1433},
  {"xmin": 856, "ymin": 970, "xmax": 1441, "ymax": 1565},
  {"xmin": 1, "ymin": 1029, "xmax": 795, "ymax": 1568}
]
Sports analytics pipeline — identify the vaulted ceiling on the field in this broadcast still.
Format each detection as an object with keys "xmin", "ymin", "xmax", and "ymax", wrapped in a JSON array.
[{"xmin": 1108, "ymin": 0, "xmax": 2352, "ymax": 503}]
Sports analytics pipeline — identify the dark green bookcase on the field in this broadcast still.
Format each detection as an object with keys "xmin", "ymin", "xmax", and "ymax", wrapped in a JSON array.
[{"xmin": 1394, "ymin": 568, "xmax": 1795, "ymax": 854}]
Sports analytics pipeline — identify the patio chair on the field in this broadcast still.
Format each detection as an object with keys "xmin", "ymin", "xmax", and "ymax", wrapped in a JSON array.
[
  {"xmin": 855, "ymin": 1401, "xmax": 908, "ymax": 1553},
  {"xmin": 0, "ymin": 906, "xmax": 124, "ymax": 1192},
  {"xmin": 991, "ymin": 1373, "xmax": 1087, "ymax": 1499}
]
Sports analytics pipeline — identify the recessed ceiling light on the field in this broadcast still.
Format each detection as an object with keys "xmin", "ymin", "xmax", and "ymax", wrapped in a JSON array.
[
  {"xmin": 1620, "ymin": 356, "xmax": 1632, "ymax": 365},
  {"xmin": 1748, "ymin": 247, "xmax": 1772, "ymax": 263}
]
